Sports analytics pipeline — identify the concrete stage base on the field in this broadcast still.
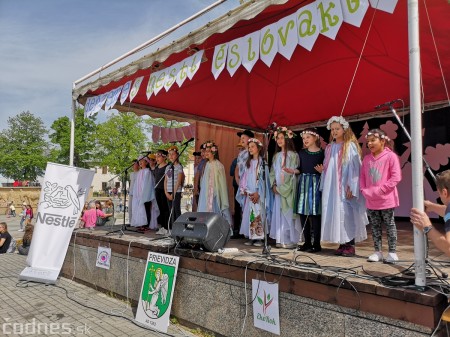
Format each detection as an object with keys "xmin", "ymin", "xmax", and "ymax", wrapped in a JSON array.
[{"xmin": 61, "ymin": 230, "xmax": 445, "ymax": 337}]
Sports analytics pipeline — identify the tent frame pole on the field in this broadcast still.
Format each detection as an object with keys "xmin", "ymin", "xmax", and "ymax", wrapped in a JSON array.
[
  {"xmin": 73, "ymin": 0, "xmax": 226, "ymax": 86},
  {"xmin": 408, "ymin": 0, "xmax": 426, "ymax": 288}
]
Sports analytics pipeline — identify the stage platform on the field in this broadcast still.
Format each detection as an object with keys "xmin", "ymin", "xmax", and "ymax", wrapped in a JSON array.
[{"xmin": 61, "ymin": 221, "xmax": 450, "ymax": 337}]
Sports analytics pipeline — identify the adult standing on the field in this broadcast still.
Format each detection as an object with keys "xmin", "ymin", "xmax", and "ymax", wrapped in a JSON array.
[
  {"xmin": 154, "ymin": 150, "xmax": 170, "ymax": 235},
  {"xmin": 235, "ymin": 129, "xmax": 255, "ymax": 234},
  {"xmin": 165, "ymin": 146, "xmax": 184, "ymax": 227},
  {"xmin": 128, "ymin": 160, "xmax": 140, "ymax": 224}
]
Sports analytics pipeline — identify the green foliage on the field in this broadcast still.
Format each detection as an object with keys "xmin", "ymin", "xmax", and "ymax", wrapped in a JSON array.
[
  {"xmin": 49, "ymin": 108, "xmax": 97, "ymax": 168},
  {"xmin": 0, "ymin": 111, "xmax": 48, "ymax": 181},
  {"xmin": 95, "ymin": 112, "xmax": 146, "ymax": 176}
]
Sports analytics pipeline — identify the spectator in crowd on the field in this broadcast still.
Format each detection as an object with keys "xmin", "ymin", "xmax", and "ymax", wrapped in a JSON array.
[
  {"xmin": 0, "ymin": 222, "xmax": 12, "ymax": 254},
  {"xmin": 18, "ymin": 221, "xmax": 34, "ymax": 255}
]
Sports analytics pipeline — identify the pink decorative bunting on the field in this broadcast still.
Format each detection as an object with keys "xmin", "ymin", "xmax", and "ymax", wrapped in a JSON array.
[
  {"xmin": 152, "ymin": 126, "xmax": 161, "ymax": 143},
  {"xmin": 175, "ymin": 128, "xmax": 184, "ymax": 142},
  {"xmin": 160, "ymin": 128, "xmax": 169, "ymax": 143},
  {"xmin": 182, "ymin": 125, "xmax": 192, "ymax": 139}
]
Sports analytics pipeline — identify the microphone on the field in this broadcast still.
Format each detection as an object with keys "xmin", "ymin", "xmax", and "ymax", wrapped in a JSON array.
[
  {"xmin": 141, "ymin": 150, "xmax": 152, "ymax": 154},
  {"xmin": 375, "ymin": 99, "xmax": 401, "ymax": 109},
  {"xmin": 182, "ymin": 138, "xmax": 195, "ymax": 146},
  {"xmin": 267, "ymin": 122, "xmax": 277, "ymax": 131}
]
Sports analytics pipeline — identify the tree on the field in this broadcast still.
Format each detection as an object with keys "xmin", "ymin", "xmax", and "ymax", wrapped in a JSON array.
[
  {"xmin": 0, "ymin": 111, "xmax": 49, "ymax": 181},
  {"xmin": 49, "ymin": 107, "xmax": 98, "ymax": 168},
  {"xmin": 95, "ymin": 112, "xmax": 147, "ymax": 176}
]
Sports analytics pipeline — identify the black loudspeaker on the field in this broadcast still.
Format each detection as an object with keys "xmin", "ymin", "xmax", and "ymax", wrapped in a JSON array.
[{"xmin": 171, "ymin": 212, "xmax": 231, "ymax": 252}]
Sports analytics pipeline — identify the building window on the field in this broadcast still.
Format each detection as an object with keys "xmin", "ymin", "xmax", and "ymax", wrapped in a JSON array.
[{"xmin": 102, "ymin": 166, "xmax": 108, "ymax": 174}]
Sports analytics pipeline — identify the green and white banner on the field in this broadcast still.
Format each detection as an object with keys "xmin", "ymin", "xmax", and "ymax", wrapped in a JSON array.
[
  {"xmin": 135, "ymin": 252, "xmax": 180, "ymax": 333},
  {"xmin": 252, "ymin": 279, "xmax": 280, "ymax": 335}
]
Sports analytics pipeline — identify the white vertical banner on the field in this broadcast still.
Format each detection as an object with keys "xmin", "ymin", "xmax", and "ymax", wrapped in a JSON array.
[
  {"xmin": 296, "ymin": 2, "xmax": 320, "ymax": 51},
  {"xmin": 130, "ymin": 76, "xmax": 144, "ymax": 102},
  {"xmin": 259, "ymin": 22, "xmax": 279, "ymax": 67},
  {"xmin": 94, "ymin": 93, "xmax": 108, "ymax": 113},
  {"xmin": 252, "ymin": 279, "xmax": 280, "ymax": 335},
  {"xmin": 96, "ymin": 246, "xmax": 112, "ymax": 269},
  {"xmin": 120, "ymin": 80, "xmax": 132, "ymax": 104},
  {"xmin": 135, "ymin": 252, "xmax": 180, "ymax": 333},
  {"xmin": 318, "ymin": 0, "xmax": 344, "ymax": 40},
  {"xmin": 211, "ymin": 43, "xmax": 228, "ymax": 79},
  {"xmin": 186, "ymin": 50, "xmax": 203, "ymax": 80},
  {"xmin": 242, "ymin": 31, "xmax": 260, "ymax": 73},
  {"xmin": 369, "ymin": 0, "xmax": 398, "ymax": 14},
  {"xmin": 20, "ymin": 163, "xmax": 94, "ymax": 284},
  {"xmin": 276, "ymin": 13, "xmax": 298, "ymax": 61},
  {"xmin": 227, "ymin": 38, "xmax": 243, "ymax": 77},
  {"xmin": 341, "ymin": 0, "xmax": 369, "ymax": 27}
]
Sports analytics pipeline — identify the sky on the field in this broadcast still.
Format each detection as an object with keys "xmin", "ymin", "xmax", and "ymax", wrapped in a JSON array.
[{"xmin": 0, "ymin": 0, "xmax": 239, "ymax": 130}]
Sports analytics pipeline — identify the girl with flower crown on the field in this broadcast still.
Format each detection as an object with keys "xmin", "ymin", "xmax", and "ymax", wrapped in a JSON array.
[
  {"xmin": 360, "ymin": 128, "xmax": 401, "ymax": 263},
  {"xmin": 198, "ymin": 141, "xmax": 232, "ymax": 226},
  {"xmin": 284, "ymin": 128, "xmax": 324, "ymax": 252},
  {"xmin": 237, "ymin": 138, "xmax": 272, "ymax": 246},
  {"xmin": 269, "ymin": 127, "xmax": 300, "ymax": 249},
  {"xmin": 321, "ymin": 116, "xmax": 368, "ymax": 256}
]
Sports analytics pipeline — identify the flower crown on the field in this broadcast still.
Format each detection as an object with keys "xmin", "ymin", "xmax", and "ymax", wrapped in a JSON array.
[
  {"xmin": 273, "ymin": 126, "xmax": 295, "ymax": 139},
  {"xmin": 248, "ymin": 138, "xmax": 263, "ymax": 147},
  {"xmin": 300, "ymin": 130, "xmax": 320, "ymax": 138},
  {"xmin": 204, "ymin": 140, "xmax": 218, "ymax": 153},
  {"xmin": 366, "ymin": 132, "xmax": 390, "ymax": 142},
  {"xmin": 326, "ymin": 116, "xmax": 349, "ymax": 130}
]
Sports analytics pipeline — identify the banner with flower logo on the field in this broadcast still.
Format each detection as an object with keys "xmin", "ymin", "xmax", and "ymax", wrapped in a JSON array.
[{"xmin": 252, "ymin": 279, "xmax": 280, "ymax": 335}]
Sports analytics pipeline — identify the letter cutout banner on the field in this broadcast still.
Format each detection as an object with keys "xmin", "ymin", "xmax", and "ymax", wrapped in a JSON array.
[
  {"xmin": 212, "ymin": 0, "xmax": 396, "ymax": 79},
  {"xmin": 20, "ymin": 163, "xmax": 95, "ymax": 284}
]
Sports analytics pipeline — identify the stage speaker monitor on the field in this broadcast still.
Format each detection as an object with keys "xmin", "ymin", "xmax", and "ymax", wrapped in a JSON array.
[{"xmin": 171, "ymin": 212, "xmax": 230, "ymax": 252}]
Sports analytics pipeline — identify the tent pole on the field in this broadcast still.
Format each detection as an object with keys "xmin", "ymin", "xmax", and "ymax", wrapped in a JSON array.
[
  {"xmin": 70, "ymin": 83, "xmax": 76, "ymax": 167},
  {"xmin": 408, "ymin": 0, "xmax": 426, "ymax": 288},
  {"xmin": 74, "ymin": 0, "xmax": 227, "ymax": 86}
]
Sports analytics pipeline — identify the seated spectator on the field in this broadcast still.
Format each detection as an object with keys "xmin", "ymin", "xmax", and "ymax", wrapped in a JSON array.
[
  {"xmin": 0, "ymin": 222, "xmax": 12, "ymax": 254},
  {"xmin": 81, "ymin": 202, "xmax": 106, "ymax": 230},
  {"xmin": 18, "ymin": 222, "xmax": 34, "ymax": 256},
  {"xmin": 102, "ymin": 199, "xmax": 115, "ymax": 227}
]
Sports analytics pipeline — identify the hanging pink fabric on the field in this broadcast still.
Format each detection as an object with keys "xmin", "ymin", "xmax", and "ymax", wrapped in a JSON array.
[
  {"xmin": 160, "ymin": 127, "xmax": 169, "ymax": 143},
  {"xmin": 182, "ymin": 125, "xmax": 192, "ymax": 140},
  {"xmin": 175, "ymin": 128, "xmax": 184, "ymax": 142},
  {"xmin": 152, "ymin": 126, "xmax": 161, "ymax": 143}
]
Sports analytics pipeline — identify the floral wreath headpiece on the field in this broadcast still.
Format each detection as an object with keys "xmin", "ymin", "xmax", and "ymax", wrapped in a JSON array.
[
  {"xmin": 365, "ymin": 132, "xmax": 390, "ymax": 142},
  {"xmin": 204, "ymin": 140, "xmax": 218, "ymax": 154},
  {"xmin": 326, "ymin": 116, "xmax": 349, "ymax": 130},
  {"xmin": 248, "ymin": 138, "xmax": 263, "ymax": 147},
  {"xmin": 300, "ymin": 130, "xmax": 320, "ymax": 138},
  {"xmin": 273, "ymin": 126, "xmax": 295, "ymax": 139}
]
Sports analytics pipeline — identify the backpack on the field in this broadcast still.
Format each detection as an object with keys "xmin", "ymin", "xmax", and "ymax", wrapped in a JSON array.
[{"xmin": 7, "ymin": 239, "xmax": 16, "ymax": 253}]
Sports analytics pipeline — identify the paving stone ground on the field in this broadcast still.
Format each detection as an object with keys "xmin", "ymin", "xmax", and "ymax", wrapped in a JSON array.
[{"xmin": 0, "ymin": 214, "xmax": 198, "ymax": 337}]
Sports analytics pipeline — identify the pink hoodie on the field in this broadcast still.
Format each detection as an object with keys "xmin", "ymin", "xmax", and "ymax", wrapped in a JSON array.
[{"xmin": 360, "ymin": 148, "xmax": 401, "ymax": 210}]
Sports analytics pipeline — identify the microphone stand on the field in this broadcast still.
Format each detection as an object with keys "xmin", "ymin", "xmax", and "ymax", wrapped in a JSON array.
[
  {"xmin": 387, "ymin": 104, "xmax": 436, "ymax": 182},
  {"xmin": 106, "ymin": 162, "xmax": 135, "ymax": 237}
]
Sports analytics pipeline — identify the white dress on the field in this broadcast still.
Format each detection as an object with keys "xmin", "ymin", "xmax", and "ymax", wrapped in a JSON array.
[
  {"xmin": 320, "ymin": 142, "xmax": 368, "ymax": 243},
  {"xmin": 269, "ymin": 151, "xmax": 300, "ymax": 245},
  {"xmin": 130, "ymin": 168, "xmax": 159, "ymax": 228}
]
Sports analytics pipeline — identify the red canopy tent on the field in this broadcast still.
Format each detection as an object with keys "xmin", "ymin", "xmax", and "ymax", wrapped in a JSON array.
[{"xmin": 74, "ymin": 0, "xmax": 450, "ymax": 130}]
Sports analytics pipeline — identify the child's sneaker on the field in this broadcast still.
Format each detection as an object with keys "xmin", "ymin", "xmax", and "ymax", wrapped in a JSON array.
[
  {"xmin": 341, "ymin": 244, "xmax": 355, "ymax": 257},
  {"xmin": 367, "ymin": 251, "xmax": 383, "ymax": 262},
  {"xmin": 385, "ymin": 252, "xmax": 399, "ymax": 263},
  {"xmin": 253, "ymin": 240, "xmax": 263, "ymax": 247},
  {"xmin": 244, "ymin": 240, "xmax": 254, "ymax": 246}
]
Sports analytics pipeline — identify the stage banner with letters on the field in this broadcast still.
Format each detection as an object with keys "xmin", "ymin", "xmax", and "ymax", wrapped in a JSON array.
[
  {"xmin": 252, "ymin": 279, "xmax": 280, "ymax": 335},
  {"xmin": 135, "ymin": 252, "xmax": 180, "ymax": 333},
  {"xmin": 20, "ymin": 163, "xmax": 94, "ymax": 284}
]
